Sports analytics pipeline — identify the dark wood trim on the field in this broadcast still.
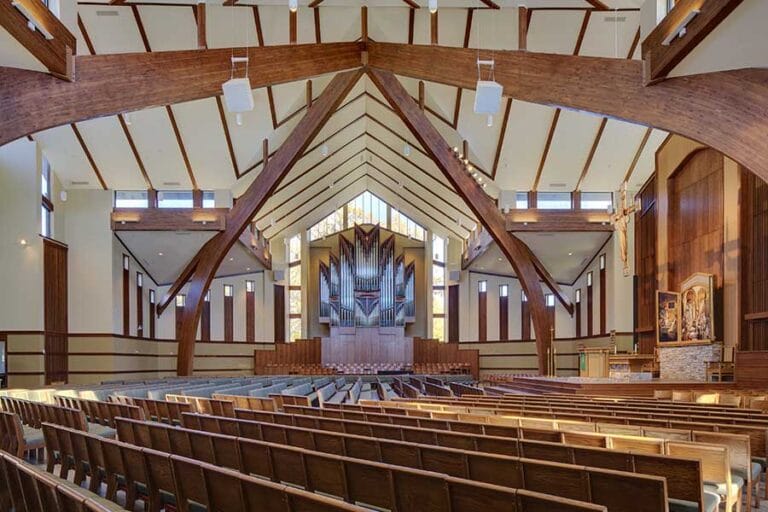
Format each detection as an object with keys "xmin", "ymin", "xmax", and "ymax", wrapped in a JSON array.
[
  {"xmin": 0, "ymin": 0, "xmax": 76, "ymax": 79},
  {"xmin": 246, "ymin": 285, "xmax": 255, "ymax": 342},
  {"xmin": 43, "ymin": 239, "xmax": 68, "ymax": 384},
  {"xmin": 77, "ymin": 15, "xmax": 95, "ymax": 55},
  {"xmin": 499, "ymin": 293, "xmax": 509, "ymax": 341},
  {"xmin": 289, "ymin": 10, "xmax": 297, "ymax": 44},
  {"xmin": 575, "ymin": 291, "xmax": 582, "ymax": 337},
  {"xmin": 624, "ymin": 127, "xmax": 654, "ymax": 184},
  {"xmin": 136, "ymin": 272, "xmax": 144, "ymax": 338},
  {"xmin": 587, "ymin": 274, "xmax": 594, "ymax": 336},
  {"xmin": 223, "ymin": 290, "xmax": 234, "ymax": 342},
  {"xmin": 194, "ymin": 4, "xmax": 207, "ymax": 49},
  {"xmin": 491, "ymin": 99, "xmax": 512, "ymax": 180},
  {"xmin": 149, "ymin": 292, "xmax": 156, "ymax": 340},
  {"xmin": 532, "ymin": 109, "xmax": 560, "ymax": 191},
  {"xmin": 430, "ymin": 11, "xmax": 438, "ymax": 45},
  {"xmin": 518, "ymin": 6, "xmax": 528, "ymax": 51},
  {"xmin": 574, "ymin": 117, "xmax": 607, "ymax": 191},
  {"xmin": 478, "ymin": 286, "xmax": 487, "ymax": 342},
  {"xmin": 448, "ymin": 284, "xmax": 459, "ymax": 343},
  {"xmin": 71, "ymin": 124, "xmax": 107, "ymax": 190},
  {"xmin": 641, "ymin": 0, "xmax": 743, "ymax": 83},
  {"xmin": 122, "ymin": 254, "xmax": 130, "ymax": 336},
  {"xmin": 167, "ymin": 105, "xmax": 198, "ymax": 189},
  {"xmin": 175, "ymin": 297, "xmax": 184, "ymax": 339},
  {"xmin": 118, "ymin": 114, "xmax": 153, "ymax": 189},
  {"xmin": 201, "ymin": 294, "xmax": 211, "ymax": 342},
  {"xmin": 599, "ymin": 260, "xmax": 606, "ymax": 335},
  {"xmin": 274, "ymin": 284, "xmax": 286, "ymax": 344},
  {"xmin": 521, "ymin": 296, "xmax": 531, "ymax": 341}
]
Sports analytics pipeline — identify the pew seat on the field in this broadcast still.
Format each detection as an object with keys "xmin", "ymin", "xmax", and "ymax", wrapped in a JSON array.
[{"xmin": 669, "ymin": 492, "xmax": 720, "ymax": 512}]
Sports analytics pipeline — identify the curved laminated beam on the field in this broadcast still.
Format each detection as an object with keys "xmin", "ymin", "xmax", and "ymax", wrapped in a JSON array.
[
  {"xmin": 366, "ymin": 42, "xmax": 768, "ymax": 185},
  {"xmin": 367, "ymin": 67, "xmax": 553, "ymax": 375},
  {"xmin": 0, "ymin": 42, "xmax": 362, "ymax": 146},
  {"xmin": 174, "ymin": 69, "xmax": 363, "ymax": 376}
]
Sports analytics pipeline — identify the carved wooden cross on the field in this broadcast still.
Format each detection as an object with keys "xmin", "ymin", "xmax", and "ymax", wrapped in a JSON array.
[{"xmin": 609, "ymin": 182, "xmax": 640, "ymax": 277}]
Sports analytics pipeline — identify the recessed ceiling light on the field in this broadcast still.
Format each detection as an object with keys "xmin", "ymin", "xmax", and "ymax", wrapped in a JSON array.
[
  {"xmin": 158, "ymin": 252, "xmax": 163, "ymax": 256},
  {"xmin": 229, "ymin": 257, "xmax": 234, "ymax": 261},
  {"xmin": 568, "ymin": 252, "xmax": 573, "ymax": 256},
  {"xmin": 246, "ymin": 267, "xmax": 251, "ymax": 271},
  {"xmin": 497, "ymin": 258, "xmax": 503, "ymax": 262}
]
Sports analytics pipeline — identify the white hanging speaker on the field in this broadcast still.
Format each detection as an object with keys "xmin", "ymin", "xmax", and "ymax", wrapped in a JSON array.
[
  {"xmin": 222, "ymin": 77, "xmax": 255, "ymax": 115},
  {"xmin": 474, "ymin": 59, "xmax": 503, "ymax": 117}
]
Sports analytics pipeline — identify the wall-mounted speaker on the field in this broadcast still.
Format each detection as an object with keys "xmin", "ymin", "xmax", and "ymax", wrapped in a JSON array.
[
  {"xmin": 449, "ymin": 270, "xmax": 461, "ymax": 283},
  {"xmin": 222, "ymin": 78, "xmax": 254, "ymax": 113},
  {"xmin": 273, "ymin": 270, "xmax": 285, "ymax": 283},
  {"xmin": 473, "ymin": 80, "xmax": 503, "ymax": 114}
]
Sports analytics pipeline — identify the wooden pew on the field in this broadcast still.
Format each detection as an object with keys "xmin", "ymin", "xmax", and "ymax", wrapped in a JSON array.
[
  {"xmin": 212, "ymin": 393, "xmax": 277, "ymax": 412},
  {"xmin": 54, "ymin": 396, "xmax": 144, "ymax": 427},
  {"xmin": 0, "ymin": 410, "xmax": 31, "ymax": 458},
  {"xmin": 179, "ymin": 412, "xmax": 709, "ymax": 511},
  {"xmin": 123, "ymin": 397, "xmax": 193, "ymax": 425},
  {"xmin": 115, "ymin": 417, "xmax": 616, "ymax": 512},
  {"xmin": 225, "ymin": 409, "xmax": 714, "ymax": 509},
  {"xmin": 165, "ymin": 394, "xmax": 236, "ymax": 417},
  {"xmin": 0, "ymin": 451, "xmax": 124, "ymax": 512},
  {"xmin": 39, "ymin": 423, "xmax": 373, "ymax": 512}
]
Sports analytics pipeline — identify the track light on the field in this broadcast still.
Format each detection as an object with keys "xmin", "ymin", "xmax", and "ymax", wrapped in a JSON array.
[
  {"xmin": 428, "ymin": 0, "xmax": 437, "ymax": 13},
  {"xmin": 124, "ymin": 113, "xmax": 132, "ymax": 126},
  {"xmin": 289, "ymin": 0, "xmax": 298, "ymax": 12},
  {"xmin": 403, "ymin": 143, "xmax": 411, "ymax": 157},
  {"xmin": 236, "ymin": 113, "xmax": 243, "ymax": 126},
  {"xmin": 486, "ymin": 114, "xmax": 493, "ymax": 127},
  {"xmin": 320, "ymin": 143, "xmax": 329, "ymax": 157}
]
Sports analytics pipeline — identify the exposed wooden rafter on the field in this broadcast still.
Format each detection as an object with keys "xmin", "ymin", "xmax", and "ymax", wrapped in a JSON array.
[
  {"xmin": 367, "ymin": 67, "xmax": 553, "ymax": 375},
  {"xmin": 365, "ymin": 42, "xmax": 768, "ymax": 187},
  {"xmin": 0, "ymin": 42, "xmax": 362, "ymax": 147},
  {"xmin": 642, "ymin": 0, "xmax": 743, "ymax": 84},
  {"xmin": 0, "ymin": 0, "xmax": 76, "ymax": 79},
  {"xmin": 171, "ymin": 69, "xmax": 363, "ymax": 375}
]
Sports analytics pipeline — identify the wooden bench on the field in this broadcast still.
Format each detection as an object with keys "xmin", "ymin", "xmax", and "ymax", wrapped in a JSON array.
[
  {"xmin": 122, "ymin": 397, "xmax": 193, "ymax": 425},
  {"xmin": 54, "ymin": 396, "xmax": 144, "ymax": 427},
  {"xmin": 0, "ymin": 451, "xmax": 124, "ymax": 512},
  {"xmin": 40, "ymin": 423, "xmax": 372, "ymax": 512},
  {"xmin": 114, "ymin": 417, "xmax": 611, "ymax": 512},
  {"xmin": 180, "ymin": 412, "xmax": 715, "ymax": 511}
]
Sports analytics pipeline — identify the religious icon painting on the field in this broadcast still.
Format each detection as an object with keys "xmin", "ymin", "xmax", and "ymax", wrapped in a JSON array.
[
  {"xmin": 679, "ymin": 273, "xmax": 715, "ymax": 344},
  {"xmin": 656, "ymin": 291, "xmax": 681, "ymax": 344}
]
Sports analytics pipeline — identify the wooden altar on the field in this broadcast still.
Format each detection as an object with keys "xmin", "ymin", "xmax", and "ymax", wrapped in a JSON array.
[{"xmin": 608, "ymin": 354, "xmax": 656, "ymax": 375}]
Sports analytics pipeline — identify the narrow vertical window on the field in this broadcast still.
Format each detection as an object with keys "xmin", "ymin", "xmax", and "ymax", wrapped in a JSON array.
[
  {"xmin": 148, "ymin": 290, "xmax": 156, "ymax": 340},
  {"xmin": 41, "ymin": 157, "xmax": 53, "ymax": 238},
  {"xmin": 546, "ymin": 293, "xmax": 556, "ymax": 337},
  {"xmin": 521, "ymin": 290, "xmax": 531, "ymax": 340},
  {"xmin": 587, "ymin": 271, "xmax": 594, "ymax": 336},
  {"xmin": 599, "ymin": 254, "xmax": 607, "ymax": 334},
  {"xmin": 575, "ymin": 289, "xmax": 582, "ymax": 337},
  {"xmin": 288, "ymin": 234, "xmax": 302, "ymax": 342},
  {"xmin": 432, "ymin": 235, "xmax": 446, "ymax": 341},
  {"xmin": 175, "ymin": 294, "xmax": 185, "ymax": 339}
]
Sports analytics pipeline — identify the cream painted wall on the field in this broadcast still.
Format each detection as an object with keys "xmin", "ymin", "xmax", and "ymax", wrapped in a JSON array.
[
  {"xmin": 462, "ymin": 271, "xmax": 575, "ymax": 342},
  {"xmin": 0, "ymin": 139, "xmax": 44, "ymax": 331}
]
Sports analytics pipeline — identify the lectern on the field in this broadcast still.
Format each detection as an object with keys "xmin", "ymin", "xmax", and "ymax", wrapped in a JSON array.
[{"xmin": 579, "ymin": 347, "xmax": 612, "ymax": 378}]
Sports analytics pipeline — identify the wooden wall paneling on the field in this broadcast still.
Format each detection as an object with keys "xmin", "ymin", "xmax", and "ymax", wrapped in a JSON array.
[
  {"xmin": 668, "ymin": 148, "xmax": 725, "ymax": 341},
  {"xmin": 499, "ymin": 293, "xmax": 509, "ymax": 341},
  {"xmin": 634, "ymin": 175, "xmax": 658, "ymax": 353},
  {"xmin": 599, "ymin": 259, "xmax": 606, "ymax": 335},
  {"xmin": 122, "ymin": 255, "xmax": 129, "ymax": 336},
  {"xmin": 149, "ymin": 290, "xmax": 156, "ymax": 340},
  {"xmin": 136, "ymin": 273, "xmax": 144, "ymax": 338},
  {"xmin": 478, "ymin": 285, "xmax": 487, "ymax": 342},
  {"xmin": 575, "ymin": 290, "xmax": 582, "ymax": 337},
  {"xmin": 274, "ymin": 284, "xmax": 286, "ymax": 343},
  {"xmin": 43, "ymin": 239, "xmax": 68, "ymax": 385},
  {"xmin": 224, "ymin": 287, "xmax": 234, "ymax": 342},
  {"xmin": 521, "ymin": 294, "xmax": 531, "ymax": 340},
  {"xmin": 412, "ymin": 338, "xmax": 479, "ymax": 379},
  {"xmin": 246, "ymin": 284, "xmax": 255, "ymax": 342},
  {"xmin": 740, "ymin": 169, "xmax": 768, "ymax": 350},
  {"xmin": 448, "ymin": 284, "xmax": 459, "ymax": 343},
  {"xmin": 587, "ymin": 273, "xmax": 594, "ymax": 336},
  {"xmin": 201, "ymin": 293, "xmax": 211, "ymax": 342}
]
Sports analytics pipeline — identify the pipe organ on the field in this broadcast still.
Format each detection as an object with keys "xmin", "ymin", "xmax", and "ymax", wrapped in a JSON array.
[{"xmin": 319, "ymin": 225, "xmax": 415, "ymax": 328}]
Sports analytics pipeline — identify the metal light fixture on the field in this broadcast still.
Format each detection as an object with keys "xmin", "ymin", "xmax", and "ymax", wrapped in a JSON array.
[
  {"xmin": 428, "ymin": 0, "xmax": 437, "ymax": 13},
  {"xmin": 289, "ymin": 0, "xmax": 298, "ymax": 12}
]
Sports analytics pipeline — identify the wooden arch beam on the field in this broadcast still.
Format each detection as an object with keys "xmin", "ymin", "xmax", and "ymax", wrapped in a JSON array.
[
  {"xmin": 0, "ymin": 42, "xmax": 362, "ymax": 146},
  {"xmin": 366, "ymin": 42, "xmax": 768, "ymax": 185},
  {"xmin": 367, "ymin": 67, "xmax": 553, "ymax": 375},
  {"xmin": 173, "ymin": 69, "xmax": 363, "ymax": 376}
]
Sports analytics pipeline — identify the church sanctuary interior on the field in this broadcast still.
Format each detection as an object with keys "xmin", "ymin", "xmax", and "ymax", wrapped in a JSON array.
[{"xmin": 2, "ymin": 0, "xmax": 768, "ymax": 511}]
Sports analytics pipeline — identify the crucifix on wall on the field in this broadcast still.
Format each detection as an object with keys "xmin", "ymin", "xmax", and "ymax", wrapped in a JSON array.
[{"xmin": 609, "ymin": 182, "xmax": 641, "ymax": 277}]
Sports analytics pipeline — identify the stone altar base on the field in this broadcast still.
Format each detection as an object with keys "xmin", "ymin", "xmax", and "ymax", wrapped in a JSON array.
[{"xmin": 658, "ymin": 343, "xmax": 722, "ymax": 381}]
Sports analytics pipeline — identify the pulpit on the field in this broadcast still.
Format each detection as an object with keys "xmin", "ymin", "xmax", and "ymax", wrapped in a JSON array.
[{"xmin": 578, "ymin": 347, "xmax": 612, "ymax": 378}]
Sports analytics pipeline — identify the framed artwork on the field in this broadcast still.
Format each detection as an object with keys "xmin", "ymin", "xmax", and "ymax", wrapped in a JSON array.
[
  {"xmin": 656, "ymin": 291, "xmax": 681, "ymax": 344},
  {"xmin": 680, "ymin": 273, "xmax": 715, "ymax": 344}
]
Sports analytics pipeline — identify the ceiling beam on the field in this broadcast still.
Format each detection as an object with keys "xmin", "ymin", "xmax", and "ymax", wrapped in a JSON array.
[
  {"xmin": 172, "ymin": 69, "xmax": 363, "ymax": 375},
  {"xmin": 0, "ymin": 42, "xmax": 362, "ymax": 146},
  {"xmin": 517, "ymin": 240, "xmax": 573, "ymax": 315},
  {"xmin": 641, "ymin": 0, "xmax": 743, "ymax": 84},
  {"xmin": 365, "ymin": 42, "xmax": 768, "ymax": 187},
  {"xmin": 367, "ymin": 67, "xmax": 553, "ymax": 375},
  {"xmin": 0, "ymin": 0, "xmax": 76, "ymax": 80}
]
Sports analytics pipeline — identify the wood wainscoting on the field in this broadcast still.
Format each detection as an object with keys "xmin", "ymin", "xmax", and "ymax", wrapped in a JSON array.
[
  {"xmin": 634, "ymin": 175, "xmax": 658, "ymax": 353},
  {"xmin": 735, "ymin": 350, "xmax": 768, "ymax": 388},
  {"xmin": 740, "ymin": 170, "xmax": 768, "ymax": 350},
  {"xmin": 413, "ymin": 338, "xmax": 479, "ymax": 379},
  {"xmin": 253, "ymin": 338, "xmax": 322, "ymax": 374}
]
